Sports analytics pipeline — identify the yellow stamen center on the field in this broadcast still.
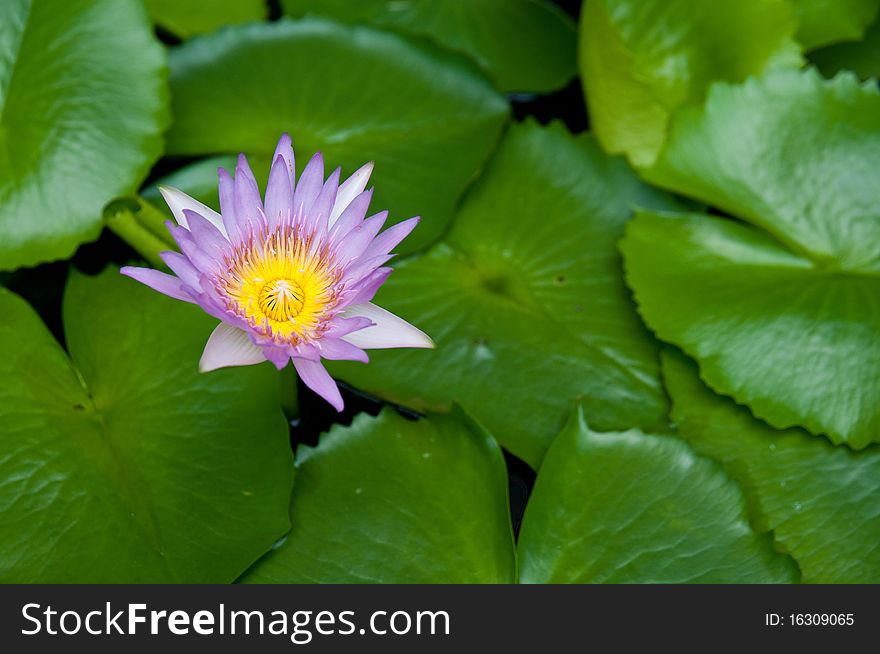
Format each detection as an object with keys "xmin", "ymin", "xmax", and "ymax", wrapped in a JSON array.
[{"xmin": 223, "ymin": 228, "xmax": 338, "ymax": 343}]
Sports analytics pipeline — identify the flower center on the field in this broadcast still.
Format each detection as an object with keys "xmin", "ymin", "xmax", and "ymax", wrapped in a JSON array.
[
  {"xmin": 258, "ymin": 278, "xmax": 305, "ymax": 322},
  {"xmin": 221, "ymin": 226, "xmax": 339, "ymax": 344}
]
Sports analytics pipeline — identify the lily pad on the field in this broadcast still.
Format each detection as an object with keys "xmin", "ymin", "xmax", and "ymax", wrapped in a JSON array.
[
  {"xmin": 241, "ymin": 408, "xmax": 515, "ymax": 583},
  {"xmin": 0, "ymin": 0, "xmax": 168, "ymax": 270},
  {"xmin": 624, "ymin": 69, "xmax": 880, "ymax": 448},
  {"xmin": 330, "ymin": 121, "xmax": 678, "ymax": 468},
  {"xmin": 0, "ymin": 267, "xmax": 293, "ymax": 582},
  {"xmin": 281, "ymin": 0, "xmax": 577, "ymax": 93},
  {"xmin": 663, "ymin": 350, "xmax": 880, "ymax": 583},
  {"xmin": 145, "ymin": 0, "xmax": 265, "ymax": 39},
  {"xmin": 792, "ymin": 0, "xmax": 880, "ymax": 49},
  {"xmin": 578, "ymin": 0, "xmax": 800, "ymax": 166},
  {"xmin": 517, "ymin": 407, "xmax": 798, "ymax": 583},
  {"xmin": 810, "ymin": 13, "xmax": 880, "ymax": 78},
  {"xmin": 165, "ymin": 18, "xmax": 509, "ymax": 253}
]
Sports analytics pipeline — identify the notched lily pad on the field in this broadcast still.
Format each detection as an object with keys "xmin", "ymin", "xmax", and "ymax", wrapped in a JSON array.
[{"xmin": 0, "ymin": 267, "xmax": 293, "ymax": 582}]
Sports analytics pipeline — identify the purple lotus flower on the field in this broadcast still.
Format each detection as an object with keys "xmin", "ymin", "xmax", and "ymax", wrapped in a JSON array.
[{"xmin": 122, "ymin": 134, "xmax": 433, "ymax": 411}]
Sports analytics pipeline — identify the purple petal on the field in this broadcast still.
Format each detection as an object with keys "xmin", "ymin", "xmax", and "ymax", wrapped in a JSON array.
[
  {"xmin": 335, "ymin": 210, "xmax": 387, "ymax": 262},
  {"xmin": 158, "ymin": 185, "xmax": 226, "ymax": 236},
  {"xmin": 166, "ymin": 221, "xmax": 220, "ymax": 274},
  {"xmin": 329, "ymin": 188, "xmax": 373, "ymax": 244},
  {"xmin": 308, "ymin": 167, "xmax": 340, "ymax": 233},
  {"xmin": 183, "ymin": 209, "xmax": 230, "ymax": 256},
  {"xmin": 340, "ymin": 303, "xmax": 434, "ymax": 350},
  {"xmin": 323, "ymin": 315, "xmax": 374, "ymax": 339},
  {"xmin": 121, "ymin": 266, "xmax": 194, "ymax": 304},
  {"xmin": 159, "ymin": 251, "xmax": 201, "ymax": 289},
  {"xmin": 343, "ymin": 254, "xmax": 394, "ymax": 286},
  {"xmin": 362, "ymin": 216, "xmax": 420, "ymax": 260},
  {"xmin": 199, "ymin": 323, "xmax": 266, "ymax": 372},
  {"xmin": 347, "ymin": 267, "xmax": 392, "ymax": 305},
  {"xmin": 293, "ymin": 358, "xmax": 344, "ymax": 411},
  {"xmin": 265, "ymin": 154, "xmax": 293, "ymax": 229},
  {"xmin": 330, "ymin": 161, "xmax": 374, "ymax": 226},
  {"xmin": 273, "ymin": 133, "xmax": 296, "ymax": 191},
  {"xmin": 232, "ymin": 154, "xmax": 263, "ymax": 238},
  {"xmin": 316, "ymin": 337, "xmax": 369, "ymax": 363},
  {"xmin": 292, "ymin": 152, "xmax": 324, "ymax": 219}
]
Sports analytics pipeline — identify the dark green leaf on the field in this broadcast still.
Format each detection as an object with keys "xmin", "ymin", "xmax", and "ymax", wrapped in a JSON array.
[
  {"xmin": 165, "ymin": 18, "xmax": 508, "ymax": 253},
  {"xmin": 518, "ymin": 407, "xmax": 798, "ymax": 583},
  {"xmin": 241, "ymin": 408, "xmax": 515, "ymax": 583},
  {"xmin": 664, "ymin": 350, "xmax": 880, "ymax": 583},
  {"xmin": 0, "ymin": 0, "xmax": 168, "ymax": 270},
  {"xmin": 282, "ymin": 0, "xmax": 577, "ymax": 93},
  {"xmin": 330, "ymin": 121, "xmax": 678, "ymax": 468},
  {"xmin": 145, "ymin": 0, "xmax": 265, "ymax": 39},
  {"xmin": 0, "ymin": 267, "xmax": 293, "ymax": 582}
]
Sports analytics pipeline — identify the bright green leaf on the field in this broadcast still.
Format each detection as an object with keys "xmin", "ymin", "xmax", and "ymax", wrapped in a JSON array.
[
  {"xmin": 518, "ymin": 407, "xmax": 798, "ymax": 583},
  {"xmin": 282, "ymin": 0, "xmax": 577, "ymax": 93},
  {"xmin": 792, "ymin": 0, "xmax": 880, "ymax": 50},
  {"xmin": 578, "ymin": 0, "xmax": 800, "ymax": 166},
  {"xmin": 0, "ymin": 268, "xmax": 293, "ymax": 582},
  {"xmin": 330, "ymin": 121, "xmax": 678, "ymax": 468},
  {"xmin": 241, "ymin": 408, "xmax": 515, "ymax": 583},
  {"xmin": 0, "ymin": 0, "xmax": 168, "ymax": 270},
  {"xmin": 145, "ymin": 0, "xmax": 265, "ymax": 39},
  {"xmin": 165, "ymin": 18, "xmax": 508, "ymax": 253},
  {"xmin": 663, "ymin": 350, "xmax": 880, "ymax": 583},
  {"xmin": 625, "ymin": 69, "xmax": 880, "ymax": 448}
]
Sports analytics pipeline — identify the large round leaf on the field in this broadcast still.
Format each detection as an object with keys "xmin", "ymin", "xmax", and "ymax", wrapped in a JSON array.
[
  {"xmin": 578, "ymin": 0, "xmax": 800, "ymax": 166},
  {"xmin": 517, "ymin": 408, "xmax": 797, "ymax": 583},
  {"xmin": 792, "ymin": 0, "xmax": 880, "ymax": 50},
  {"xmin": 0, "ymin": 268, "xmax": 293, "ymax": 582},
  {"xmin": 0, "ymin": 0, "xmax": 168, "ymax": 270},
  {"xmin": 241, "ymin": 408, "xmax": 515, "ymax": 583},
  {"xmin": 282, "ymin": 0, "xmax": 577, "ymax": 93},
  {"xmin": 663, "ymin": 350, "xmax": 880, "ymax": 583},
  {"xmin": 330, "ymin": 121, "xmax": 678, "ymax": 468},
  {"xmin": 624, "ymin": 69, "xmax": 880, "ymax": 448},
  {"xmin": 165, "ymin": 18, "xmax": 508, "ymax": 253},
  {"xmin": 145, "ymin": 0, "xmax": 265, "ymax": 39}
]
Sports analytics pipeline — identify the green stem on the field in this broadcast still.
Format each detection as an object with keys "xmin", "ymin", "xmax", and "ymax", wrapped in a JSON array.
[{"xmin": 104, "ymin": 197, "xmax": 175, "ymax": 269}]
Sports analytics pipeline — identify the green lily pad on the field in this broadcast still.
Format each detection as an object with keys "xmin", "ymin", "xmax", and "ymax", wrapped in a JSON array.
[
  {"xmin": 517, "ymin": 407, "xmax": 798, "ymax": 583},
  {"xmin": 0, "ymin": 267, "xmax": 293, "ymax": 582},
  {"xmin": 145, "ymin": 0, "xmax": 265, "ymax": 39},
  {"xmin": 330, "ymin": 121, "xmax": 678, "ymax": 468},
  {"xmin": 624, "ymin": 69, "xmax": 880, "ymax": 448},
  {"xmin": 578, "ymin": 0, "xmax": 800, "ymax": 166},
  {"xmin": 792, "ymin": 0, "xmax": 880, "ymax": 50},
  {"xmin": 663, "ymin": 350, "xmax": 880, "ymax": 582},
  {"xmin": 165, "ymin": 18, "xmax": 508, "ymax": 253},
  {"xmin": 810, "ymin": 13, "xmax": 880, "ymax": 78},
  {"xmin": 0, "ymin": 0, "xmax": 168, "ymax": 270},
  {"xmin": 281, "ymin": 0, "xmax": 577, "ymax": 93},
  {"xmin": 240, "ymin": 408, "xmax": 515, "ymax": 583}
]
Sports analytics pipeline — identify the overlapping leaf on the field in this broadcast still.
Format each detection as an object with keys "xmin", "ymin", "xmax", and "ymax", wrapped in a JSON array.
[
  {"xmin": 0, "ymin": 268, "xmax": 293, "ymax": 582},
  {"xmin": 623, "ymin": 69, "xmax": 880, "ymax": 448},
  {"xmin": 663, "ymin": 351, "xmax": 880, "ymax": 582},
  {"xmin": 0, "ymin": 0, "xmax": 167, "ymax": 270},
  {"xmin": 145, "ymin": 0, "xmax": 265, "ymax": 38},
  {"xmin": 165, "ymin": 18, "xmax": 508, "ymax": 253},
  {"xmin": 330, "ymin": 121, "xmax": 678, "ymax": 468},
  {"xmin": 517, "ymin": 407, "xmax": 798, "ymax": 583},
  {"xmin": 811, "ymin": 13, "xmax": 880, "ymax": 79},
  {"xmin": 241, "ymin": 409, "xmax": 515, "ymax": 583},
  {"xmin": 282, "ymin": 0, "xmax": 577, "ymax": 93},
  {"xmin": 578, "ymin": 0, "xmax": 800, "ymax": 166},
  {"xmin": 792, "ymin": 0, "xmax": 880, "ymax": 49}
]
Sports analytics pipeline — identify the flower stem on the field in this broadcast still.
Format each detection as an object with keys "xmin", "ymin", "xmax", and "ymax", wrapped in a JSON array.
[{"xmin": 104, "ymin": 196, "xmax": 174, "ymax": 269}]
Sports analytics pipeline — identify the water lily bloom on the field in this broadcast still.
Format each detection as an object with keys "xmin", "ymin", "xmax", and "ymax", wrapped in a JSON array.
[{"xmin": 121, "ymin": 134, "xmax": 433, "ymax": 411}]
